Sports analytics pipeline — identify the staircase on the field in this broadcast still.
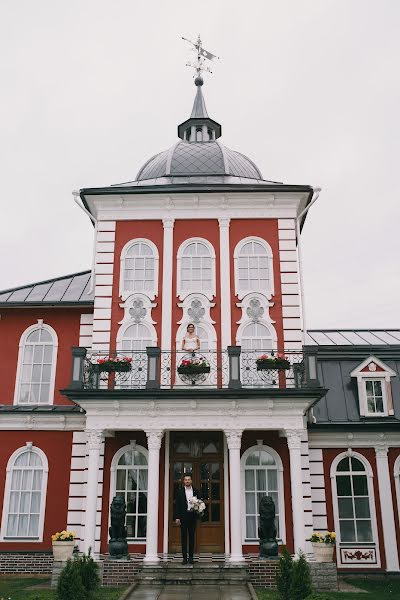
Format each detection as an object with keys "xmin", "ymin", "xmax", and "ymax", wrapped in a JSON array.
[{"xmin": 138, "ymin": 562, "xmax": 249, "ymax": 586}]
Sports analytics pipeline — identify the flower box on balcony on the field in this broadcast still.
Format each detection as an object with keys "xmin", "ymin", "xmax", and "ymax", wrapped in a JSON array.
[
  {"xmin": 91, "ymin": 357, "xmax": 133, "ymax": 373},
  {"xmin": 177, "ymin": 358, "xmax": 210, "ymax": 375},
  {"xmin": 256, "ymin": 354, "xmax": 290, "ymax": 371}
]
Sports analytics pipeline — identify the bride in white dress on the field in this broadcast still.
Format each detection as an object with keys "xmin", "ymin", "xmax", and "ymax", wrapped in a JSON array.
[{"xmin": 182, "ymin": 323, "xmax": 200, "ymax": 352}]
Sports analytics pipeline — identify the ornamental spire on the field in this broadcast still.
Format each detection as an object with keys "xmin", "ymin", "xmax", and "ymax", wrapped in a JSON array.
[{"xmin": 178, "ymin": 35, "xmax": 221, "ymax": 142}]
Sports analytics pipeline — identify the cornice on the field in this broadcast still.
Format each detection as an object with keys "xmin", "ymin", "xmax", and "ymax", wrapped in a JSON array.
[
  {"xmin": 308, "ymin": 429, "xmax": 400, "ymax": 448},
  {"xmin": 0, "ymin": 413, "xmax": 86, "ymax": 431}
]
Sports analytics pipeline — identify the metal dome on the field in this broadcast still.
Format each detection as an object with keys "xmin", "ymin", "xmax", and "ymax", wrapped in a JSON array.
[{"xmin": 136, "ymin": 141, "xmax": 263, "ymax": 183}]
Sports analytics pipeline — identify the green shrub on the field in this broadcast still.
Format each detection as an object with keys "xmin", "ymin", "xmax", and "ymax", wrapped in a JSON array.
[
  {"xmin": 305, "ymin": 595, "xmax": 332, "ymax": 600},
  {"xmin": 77, "ymin": 549, "xmax": 100, "ymax": 598},
  {"xmin": 276, "ymin": 546, "xmax": 293, "ymax": 600},
  {"xmin": 290, "ymin": 551, "xmax": 313, "ymax": 600},
  {"xmin": 56, "ymin": 559, "xmax": 86, "ymax": 600},
  {"xmin": 56, "ymin": 550, "xmax": 100, "ymax": 600}
]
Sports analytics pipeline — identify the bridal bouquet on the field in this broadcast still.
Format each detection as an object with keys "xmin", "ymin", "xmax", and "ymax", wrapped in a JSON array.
[{"xmin": 189, "ymin": 496, "xmax": 206, "ymax": 517}]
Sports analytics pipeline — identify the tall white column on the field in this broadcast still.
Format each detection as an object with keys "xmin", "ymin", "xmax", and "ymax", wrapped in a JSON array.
[
  {"xmin": 285, "ymin": 429, "xmax": 306, "ymax": 555},
  {"xmin": 83, "ymin": 429, "xmax": 104, "ymax": 555},
  {"xmin": 375, "ymin": 444, "xmax": 400, "ymax": 571},
  {"xmin": 225, "ymin": 429, "xmax": 244, "ymax": 563},
  {"xmin": 144, "ymin": 429, "xmax": 164, "ymax": 564},
  {"xmin": 218, "ymin": 217, "xmax": 232, "ymax": 350},
  {"xmin": 161, "ymin": 218, "xmax": 174, "ymax": 352}
]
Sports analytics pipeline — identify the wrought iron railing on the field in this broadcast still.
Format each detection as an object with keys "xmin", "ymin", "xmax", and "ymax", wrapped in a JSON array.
[{"xmin": 69, "ymin": 347, "xmax": 317, "ymax": 391}]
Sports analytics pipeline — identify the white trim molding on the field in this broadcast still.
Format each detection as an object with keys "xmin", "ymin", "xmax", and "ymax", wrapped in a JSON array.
[
  {"xmin": 218, "ymin": 217, "xmax": 231, "ymax": 349},
  {"xmin": 176, "ymin": 237, "xmax": 216, "ymax": 301},
  {"xmin": 161, "ymin": 218, "xmax": 175, "ymax": 350},
  {"xmin": 374, "ymin": 443, "xmax": 399, "ymax": 571},
  {"xmin": 351, "ymin": 356, "xmax": 396, "ymax": 417},
  {"xmin": 0, "ymin": 444, "xmax": 49, "ymax": 543},
  {"xmin": 119, "ymin": 238, "xmax": 159, "ymax": 301},
  {"xmin": 233, "ymin": 236, "xmax": 274, "ymax": 300},
  {"xmin": 330, "ymin": 450, "xmax": 381, "ymax": 569},
  {"xmin": 13, "ymin": 320, "xmax": 58, "ymax": 406}
]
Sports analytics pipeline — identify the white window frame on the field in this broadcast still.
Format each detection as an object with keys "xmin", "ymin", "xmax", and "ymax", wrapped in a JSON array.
[
  {"xmin": 13, "ymin": 321, "xmax": 58, "ymax": 406},
  {"xmin": 330, "ymin": 451, "xmax": 380, "ymax": 568},
  {"xmin": 351, "ymin": 356, "xmax": 395, "ymax": 417},
  {"xmin": 240, "ymin": 444, "xmax": 286, "ymax": 545},
  {"xmin": 234, "ymin": 236, "xmax": 274, "ymax": 300},
  {"xmin": 0, "ymin": 444, "xmax": 48, "ymax": 542},
  {"xmin": 119, "ymin": 238, "xmax": 159, "ymax": 301},
  {"xmin": 116, "ymin": 320, "xmax": 157, "ymax": 351},
  {"xmin": 109, "ymin": 443, "xmax": 149, "ymax": 543},
  {"xmin": 177, "ymin": 237, "xmax": 216, "ymax": 301}
]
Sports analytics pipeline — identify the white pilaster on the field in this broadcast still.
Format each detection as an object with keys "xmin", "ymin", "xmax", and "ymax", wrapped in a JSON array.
[
  {"xmin": 286, "ymin": 429, "xmax": 306, "ymax": 554},
  {"xmin": 223, "ymin": 434, "xmax": 230, "ymax": 557},
  {"xmin": 162, "ymin": 431, "xmax": 170, "ymax": 557},
  {"xmin": 375, "ymin": 444, "xmax": 400, "ymax": 571},
  {"xmin": 218, "ymin": 217, "xmax": 231, "ymax": 349},
  {"xmin": 83, "ymin": 429, "xmax": 104, "ymax": 555},
  {"xmin": 225, "ymin": 429, "xmax": 244, "ymax": 562},
  {"xmin": 144, "ymin": 429, "xmax": 164, "ymax": 564},
  {"xmin": 161, "ymin": 218, "xmax": 174, "ymax": 350}
]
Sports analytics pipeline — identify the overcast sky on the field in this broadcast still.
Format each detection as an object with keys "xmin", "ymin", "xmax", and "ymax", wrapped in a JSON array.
[{"xmin": 0, "ymin": 1, "xmax": 399, "ymax": 328}]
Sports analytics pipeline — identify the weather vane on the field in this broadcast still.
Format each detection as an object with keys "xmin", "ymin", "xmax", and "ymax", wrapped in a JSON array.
[{"xmin": 181, "ymin": 34, "xmax": 219, "ymax": 79}]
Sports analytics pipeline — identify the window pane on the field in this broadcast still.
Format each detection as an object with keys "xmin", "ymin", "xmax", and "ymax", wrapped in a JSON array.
[
  {"xmin": 137, "ymin": 516, "xmax": 147, "ymax": 538},
  {"xmin": 211, "ymin": 483, "xmax": 220, "ymax": 501},
  {"xmin": 351, "ymin": 458, "xmax": 365, "ymax": 472},
  {"xmin": 246, "ymin": 516, "xmax": 257, "ymax": 539},
  {"xmin": 267, "ymin": 470, "xmax": 278, "ymax": 490},
  {"xmin": 138, "ymin": 492, "xmax": 147, "ymax": 513},
  {"xmin": 19, "ymin": 492, "xmax": 30, "ymax": 513},
  {"xmin": 29, "ymin": 453, "xmax": 42, "ymax": 467},
  {"xmin": 119, "ymin": 451, "xmax": 132, "ymax": 466},
  {"xmin": 245, "ymin": 470, "xmax": 255, "ymax": 490},
  {"xmin": 338, "ymin": 497, "xmax": 354, "ymax": 518},
  {"xmin": 356, "ymin": 520, "xmax": 372, "ymax": 542},
  {"xmin": 355, "ymin": 497, "xmax": 370, "ymax": 518},
  {"xmin": 340, "ymin": 520, "xmax": 355, "ymax": 542},
  {"xmin": 336, "ymin": 476, "xmax": 352, "ymax": 496},
  {"xmin": 337, "ymin": 458, "xmax": 350, "ymax": 472},
  {"xmin": 30, "ymin": 492, "xmax": 41, "ymax": 513},
  {"xmin": 17, "ymin": 514, "xmax": 28, "ymax": 536},
  {"xmin": 15, "ymin": 453, "xmax": 29, "ymax": 467},
  {"xmin": 28, "ymin": 514, "xmax": 39, "ymax": 537},
  {"xmin": 133, "ymin": 451, "xmax": 147, "ymax": 466},
  {"xmin": 9, "ymin": 491, "xmax": 19, "ymax": 512},
  {"xmin": 127, "ymin": 470, "xmax": 138, "ymax": 490},
  {"xmin": 33, "ymin": 346, "xmax": 44, "ymax": 363},
  {"xmin": 21, "ymin": 470, "xmax": 33, "ymax": 490},
  {"xmin": 27, "ymin": 330, "xmax": 40, "ymax": 342},
  {"xmin": 116, "ymin": 470, "xmax": 126, "ymax": 490},
  {"xmin": 126, "ymin": 515, "xmax": 136, "ymax": 537},
  {"xmin": 138, "ymin": 471, "xmax": 148, "ymax": 490},
  {"xmin": 353, "ymin": 475, "xmax": 368, "ymax": 496},
  {"xmin": 246, "ymin": 452, "xmax": 259, "ymax": 466},
  {"xmin": 42, "ymin": 365, "xmax": 52, "ymax": 382},
  {"xmin": 256, "ymin": 470, "xmax": 267, "ymax": 491},
  {"xmin": 211, "ymin": 504, "xmax": 220, "ymax": 522},
  {"xmin": 39, "ymin": 385, "xmax": 50, "ymax": 404},
  {"xmin": 39, "ymin": 330, "xmax": 52, "ymax": 342},
  {"xmin": 260, "ymin": 451, "xmax": 275, "ymax": 466},
  {"xmin": 6, "ymin": 514, "xmax": 18, "ymax": 536},
  {"xmin": 246, "ymin": 492, "xmax": 256, "ymax": 514},
  {"xmin": 32, "ymin": 365, "xmax": 42, "ymax": 382}
]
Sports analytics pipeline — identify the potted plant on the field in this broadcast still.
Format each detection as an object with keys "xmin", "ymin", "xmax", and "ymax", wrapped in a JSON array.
[
  {"xmin": 92, "ymin": 356, "xmax": 133, "ymax": 373},
  {"xmin": 51, "ymin": 530, "xmax": 76, "ymax": 561},
  {"xmin": 256, "ymin": 353, "xmax": 290, "ymax": 371},
  {"xmin": 177, "ymin": 357, "xmax": 210, "ymax": 375},
  {"xmin": 309, "ymin": 531, "xmax": 336, "ymax": 562}
]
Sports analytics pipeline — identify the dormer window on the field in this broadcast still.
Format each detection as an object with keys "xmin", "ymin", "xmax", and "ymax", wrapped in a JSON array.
[{"xmin": 351, "ymin": 356, "xmax": 396, "ymax": 417}]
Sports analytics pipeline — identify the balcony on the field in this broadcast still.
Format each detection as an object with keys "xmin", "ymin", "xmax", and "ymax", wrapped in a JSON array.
[{"xmin": 69, "ymin": 347, "xmax": 320, "ymax": 391}]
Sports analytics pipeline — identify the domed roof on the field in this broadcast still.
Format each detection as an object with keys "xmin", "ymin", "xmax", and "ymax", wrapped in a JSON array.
[{"xmin": 136, "ymin": 140, "xmax": 262, "ymax": 183}]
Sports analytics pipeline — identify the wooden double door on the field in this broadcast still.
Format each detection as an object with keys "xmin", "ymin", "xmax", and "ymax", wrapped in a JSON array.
[{"xmin": 169, "ymin": 432, "xmax": 225, "ymax": 553}]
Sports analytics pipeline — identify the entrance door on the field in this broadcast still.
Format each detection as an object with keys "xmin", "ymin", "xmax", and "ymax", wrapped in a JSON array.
[{"xmin": 169, "ymin": 432, "xmax": 225, "ymax": 553}]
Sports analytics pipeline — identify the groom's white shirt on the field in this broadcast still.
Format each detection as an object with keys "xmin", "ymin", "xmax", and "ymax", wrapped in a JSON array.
[{"xmin": 185, "ymin": 486, "xmax": 194, "ymax": 511}]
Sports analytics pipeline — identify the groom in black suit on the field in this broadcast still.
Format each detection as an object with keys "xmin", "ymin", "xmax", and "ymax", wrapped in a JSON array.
[{"xmin": 174, "ymin": 474, "xmax": 201, "ymax": 564}]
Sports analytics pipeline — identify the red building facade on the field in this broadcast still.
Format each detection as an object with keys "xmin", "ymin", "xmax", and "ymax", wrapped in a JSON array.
[{"xmin": 1, "ymin": 78, "xmax": 400, "ymax": 574}]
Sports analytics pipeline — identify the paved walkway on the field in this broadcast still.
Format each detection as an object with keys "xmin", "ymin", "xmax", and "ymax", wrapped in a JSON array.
[{"xmin": 126, "ymin": 584, "xmax": 251, "ymax": 600}]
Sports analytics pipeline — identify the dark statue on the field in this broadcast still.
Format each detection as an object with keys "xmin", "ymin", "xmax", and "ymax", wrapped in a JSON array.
[
  {"xmin": 258, "ymin": 496, "xmax": 278, "ymax": 559},
  {"xmin": 108, "ymin": 495, "xmax": 129, "ymax": 559}
]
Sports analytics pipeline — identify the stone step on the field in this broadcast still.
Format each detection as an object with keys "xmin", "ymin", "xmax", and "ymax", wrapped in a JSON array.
[{"xmin": 137, "ymin": 563, "xmax": 249, "ymax": 586}]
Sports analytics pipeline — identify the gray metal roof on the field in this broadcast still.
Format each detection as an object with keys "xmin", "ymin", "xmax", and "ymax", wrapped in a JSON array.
[
  {"xmin": 0, "ymin": 271, "xmax": 94, "ymax": 306},
  {"xmin": 306, "ymin": 329, "xmax": 400, "ymax": 346},
  {"xmin": 135, "ymin": 141, "xmax": 265, "ymax": 183}
]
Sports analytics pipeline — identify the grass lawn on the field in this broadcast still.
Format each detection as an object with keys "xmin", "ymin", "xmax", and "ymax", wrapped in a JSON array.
[
  {"xmin": 0, "ymin": 575, "xmax": 126, "ymax": 600},
  {"xmin": 256, "ymin": 577, "xmax": 400, "ymax": 599}
]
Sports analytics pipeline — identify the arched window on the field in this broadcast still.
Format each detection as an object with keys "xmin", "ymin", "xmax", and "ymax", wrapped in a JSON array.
[
  {"xmin": 118, "ymin": 323, "xmax": 155, "ymax": 352},
  {"xmin": 120, "ymin": 239, "xmax": 158, "ymax": 299},
  {"xmin": 14, "ymin": 323, "xmax": 58, "ymax": 405},
  {"xmin": 234, "ymin": 237, "xmax": 274, "ymax": 298},
  {"xmin": 0, "ymin": 446, "xmax": 48, "ymax": 541},
  {"xmin": 331, "ymin": 452, "xmax": 380, "ymax": 566},
  {"xmin": 241, "ymin": 322, "xmax": 273, "ymax": 351},
  {"xmin": 241, "ymin": 446, "xmax": 285, "ymax": 542},
  {"xmin": 177, "ymin": 238, "xmax": 216, "ymax": 300},
  {"xmin": 111, "ymin": 445, "xmax": 148, "ymax": 541}
]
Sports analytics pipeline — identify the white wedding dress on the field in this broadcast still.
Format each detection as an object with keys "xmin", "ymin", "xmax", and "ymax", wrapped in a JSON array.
[{"xmin": 183, "ymin": 335, "xmax": 199, "ymax": 352}]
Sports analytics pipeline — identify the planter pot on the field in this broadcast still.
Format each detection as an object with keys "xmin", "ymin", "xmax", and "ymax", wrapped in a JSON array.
[
  {"xmin": 257, "ymin": 360, "xmax": 290, "ymax": 371},
  {"xmin": 52, "ymin": 540, "xmax": 75, "ymax": 561},
  {"xmin": 91, "ymin": 363, "xmax": 132, "ymax": 374},
  {"xmin": 312, "ymin": 542, "xmax": 335, "ymax": 562},
  {"xmin": 177, "ymin": 366, "xmax": 210, "ymax": 375}
]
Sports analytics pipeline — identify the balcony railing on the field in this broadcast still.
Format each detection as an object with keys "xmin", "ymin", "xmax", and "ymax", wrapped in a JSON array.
[{"xmin": 69, "ymin": 347, "xmax": 320, "ymax": 391}]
